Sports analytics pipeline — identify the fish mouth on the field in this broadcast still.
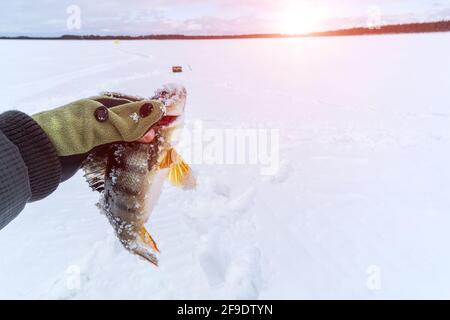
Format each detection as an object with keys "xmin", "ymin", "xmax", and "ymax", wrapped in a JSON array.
[
  {"xmin": 156, "ymin": 115, "xmax": 179, "ymax": 127},
  {"xmin": 151, "ymin": 84, "xmax": 187, "ymax": 128}
]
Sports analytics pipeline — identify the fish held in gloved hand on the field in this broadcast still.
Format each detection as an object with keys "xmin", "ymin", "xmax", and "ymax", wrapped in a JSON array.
[{"xmin": 82, "ymin": 84, "xmax": 195, "ymax": 266}]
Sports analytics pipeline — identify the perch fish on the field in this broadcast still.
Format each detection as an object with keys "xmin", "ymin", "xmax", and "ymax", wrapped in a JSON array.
[{"xmin": 82, "ymin": 84, "xmax": 195, "ymax": 266}]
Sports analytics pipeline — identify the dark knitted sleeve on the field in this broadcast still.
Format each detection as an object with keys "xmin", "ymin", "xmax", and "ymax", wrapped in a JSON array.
[
  {"xmin": 0, "ymin": 111, "xmax": 62, "ymax": 202},
  {"xmin": 0, "ymin": 130, "xmax": 31, "ymax": 230},
  {"xmin": 0, "ymin": 110, "xmax": 62, "ymax": 230}
]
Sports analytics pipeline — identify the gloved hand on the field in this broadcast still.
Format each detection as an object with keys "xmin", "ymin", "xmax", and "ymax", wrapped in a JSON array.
[
  {"xmin": 33, "ymin": 92, "xmax": 165, "ymax": 156},
  {"xmin": 32, "ymin": 92, "xmax": 165, "ymax": 181}
]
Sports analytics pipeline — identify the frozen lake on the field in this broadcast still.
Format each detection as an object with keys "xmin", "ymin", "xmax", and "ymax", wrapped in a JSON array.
[{"xmin": 1, "ymin": 33, "xmax": 450, "ymax": 299}]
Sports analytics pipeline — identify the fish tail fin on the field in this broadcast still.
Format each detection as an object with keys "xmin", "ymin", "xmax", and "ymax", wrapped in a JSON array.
[
  {"xmin": 133, "ymin": 248, "xmax": 159, "ymax": 267},
  {"xmin": 131, "ymin": 226, "xmax": 160, "ymax": 266}
]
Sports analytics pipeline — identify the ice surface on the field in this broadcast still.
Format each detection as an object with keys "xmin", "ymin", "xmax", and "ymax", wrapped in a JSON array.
[{"xmin": 0, "ymin": 34, "xmax": 450, "ymax": 299}]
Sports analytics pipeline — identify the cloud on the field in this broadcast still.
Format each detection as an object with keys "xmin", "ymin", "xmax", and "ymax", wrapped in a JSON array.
[{"xmin": 0, "ymin": 0, "xmax": 449, "ymax": 36}]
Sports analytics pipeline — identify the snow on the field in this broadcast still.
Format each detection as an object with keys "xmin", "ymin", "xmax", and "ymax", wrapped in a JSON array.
[
  {"xmin": 1, "ymin": 34, "xmax": 450, "ymax": 299},
  {"xmin": 129, "ymin": 112, "xmax": 140, "ymax": 123}
]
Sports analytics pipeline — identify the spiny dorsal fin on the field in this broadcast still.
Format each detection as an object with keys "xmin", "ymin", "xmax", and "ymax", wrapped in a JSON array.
[{"xmin": 81, "ymin": 149, "xmax": 109, "ymax": 193}]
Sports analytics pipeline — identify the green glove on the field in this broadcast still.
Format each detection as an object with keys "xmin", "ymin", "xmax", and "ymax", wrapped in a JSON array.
[{"xmin": 32, "ymin": 93, "xmax": 165, "ymax": 157}]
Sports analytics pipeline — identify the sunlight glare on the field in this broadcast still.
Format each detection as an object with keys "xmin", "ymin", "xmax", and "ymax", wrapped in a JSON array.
[{"xmin": 278, "ymin": 3, "xmax": 328, "ymax": 35}]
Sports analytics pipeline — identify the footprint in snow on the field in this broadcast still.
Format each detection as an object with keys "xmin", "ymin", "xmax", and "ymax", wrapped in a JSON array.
[
  {"xmin": 267, "ymin": 160, "xmax": 292, "ymax": 184},
  {"xmin": 226, "ymin": 247, "xmax": 262, "ymax": 299},
  {"xmin": 197, "ymin": 235, "xmax": 230, "ymax": 287},
  {"xmin": 45, "ymin": 235, "xmax": 115, "ymax": 299},
  {"xmin": 197, "ymin": 236, "xmax": 262, "ymax": 298},
  {"xmin": 228, "ymin": 188, "xmax": 256, "ymax": 214},
  {"xmin": 212, "ymin": 181, "xmax": 231, "ymax": 199}
]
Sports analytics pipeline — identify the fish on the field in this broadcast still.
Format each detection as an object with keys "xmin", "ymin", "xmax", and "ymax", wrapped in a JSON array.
[{"xmin": 81, "ymin": 84, "xmax": 195, "ymax": 266}]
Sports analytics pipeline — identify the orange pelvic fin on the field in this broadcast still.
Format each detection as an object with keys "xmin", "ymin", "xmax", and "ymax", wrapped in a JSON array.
[
  {"xmin": 139, "ymin": 226, "xmax": 160, "ymax": 254},
  {"xmin": 161, "ymin": 148, "xmax": 196, "ymax": 189}
]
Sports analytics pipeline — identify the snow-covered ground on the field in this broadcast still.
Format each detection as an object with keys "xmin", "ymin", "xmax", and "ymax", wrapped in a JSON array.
[{"xmin": 1, "ymin": 33, "xmax": 450, "ymax": 299}]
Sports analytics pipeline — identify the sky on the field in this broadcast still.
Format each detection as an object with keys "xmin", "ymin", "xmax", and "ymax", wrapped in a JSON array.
[{"xmin": 1, "ymin": 0, "xmax": 450, "ymax": 36}]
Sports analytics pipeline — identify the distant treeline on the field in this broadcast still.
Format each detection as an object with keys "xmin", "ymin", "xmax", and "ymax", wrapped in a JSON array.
[
  {"xmin": 310, "ymin": 20, "xmax": 450, "ymax": 37},
  {"xmin": 1, "ymin": 20, "xmax": 449, "ymax": 40}
]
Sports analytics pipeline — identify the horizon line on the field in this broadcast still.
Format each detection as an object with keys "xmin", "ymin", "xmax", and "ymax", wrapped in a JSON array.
[{"xmin": 1, "ymin": 20, "xmax": 449, "ymax": 39}]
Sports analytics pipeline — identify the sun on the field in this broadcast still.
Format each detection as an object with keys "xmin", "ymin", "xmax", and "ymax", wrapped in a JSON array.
[{"xmin": 278, "ymin": 4, "xmax": 328, "ymax": 35}]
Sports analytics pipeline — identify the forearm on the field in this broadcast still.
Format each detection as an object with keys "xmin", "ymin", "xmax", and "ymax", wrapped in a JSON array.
[{"xmin": 0, "ymin": 111, "xmax": 62, "ymax": 230}]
